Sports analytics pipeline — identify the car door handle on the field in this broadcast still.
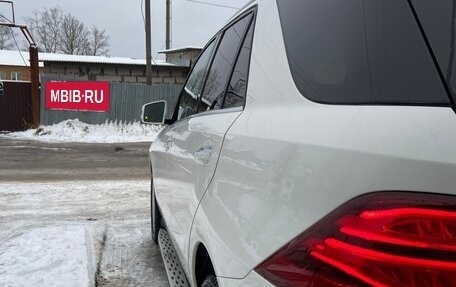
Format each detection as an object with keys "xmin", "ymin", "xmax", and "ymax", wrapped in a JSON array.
[{"xmin": 194, "ymin": 145, "xmax": 212, "ymax": 164}]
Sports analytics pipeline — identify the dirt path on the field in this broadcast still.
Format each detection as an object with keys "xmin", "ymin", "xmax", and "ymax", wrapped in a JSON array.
[{"xmin": 0, "ymin": 137, "xmax": 150, "ymax": 182}]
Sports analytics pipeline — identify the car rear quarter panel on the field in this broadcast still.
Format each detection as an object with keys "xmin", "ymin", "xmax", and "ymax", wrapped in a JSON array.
[
  {"xmin": 217, "ymin": 271, "xmax": 274, "ymax": 287},
  {"xmin": 189, "ymin": 0, "xmax": 456, "ymax": 281}
]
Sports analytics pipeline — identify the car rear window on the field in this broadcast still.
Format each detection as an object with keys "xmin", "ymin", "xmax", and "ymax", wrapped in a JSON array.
[{"xmin": 277, "ymin": 0, "xmax": 450, "ymax": 106}]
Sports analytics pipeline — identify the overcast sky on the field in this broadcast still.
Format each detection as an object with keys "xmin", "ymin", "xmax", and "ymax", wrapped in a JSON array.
[{"xmin": 5, "ymin": 0, "xmax": 249, "ymax": 59}]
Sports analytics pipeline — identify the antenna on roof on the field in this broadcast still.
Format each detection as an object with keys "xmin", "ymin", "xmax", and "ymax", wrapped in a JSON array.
[{"xmin": 185, "ymin": 0, "xmax": 239, "ymax": 10}]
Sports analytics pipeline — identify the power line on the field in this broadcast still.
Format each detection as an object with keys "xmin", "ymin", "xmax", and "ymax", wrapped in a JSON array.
[
  {"xmin": 140, "ymin": 0, "xmax": 145, "ymax": 24},
  {"xmin": 154, "ymin": 42, "xmax": 166, "ymax": 61},
  {"xmin": 185, "ymin": 0, "xmax": 239, "ymax": 10},
  {"xmin": 0, "ymin": 13, "xmax": 11, "ymax": 24},
  {"xmin": 10, "ymin": 27, "xmax": 28, "ymax": 69}
]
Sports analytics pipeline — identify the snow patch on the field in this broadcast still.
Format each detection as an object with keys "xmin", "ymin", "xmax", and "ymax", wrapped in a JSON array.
[
  {"xmin": 2, "ymin": 119, "xmax": 163, "ymax": 143},
  {"xmin": 0, "ymin": 225, "xmax": 92, "ymax": 287}
]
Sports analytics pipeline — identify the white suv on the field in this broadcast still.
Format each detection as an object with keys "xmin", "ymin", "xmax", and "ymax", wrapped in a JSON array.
[{"xmin": 144, "ymin": 0, "xmax": 456, "ymax": 286}]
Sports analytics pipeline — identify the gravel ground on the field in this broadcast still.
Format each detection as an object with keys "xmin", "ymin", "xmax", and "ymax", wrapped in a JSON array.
[{"xmin": 0, "ymin": 137, "xmax": 168, "ymax": 287}]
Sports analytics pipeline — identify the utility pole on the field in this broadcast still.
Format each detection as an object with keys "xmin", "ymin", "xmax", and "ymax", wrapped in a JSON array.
[
  {"xmin": 145, "ymin": 0, "xmax": 152, "ymax": 85},
  {"xmin": 29, "ymin": 44, "xmax": 39, "ymax": 127},
  {"xmin": 166, "ymin": 0, "xmax": 171, "ymax": 50}
]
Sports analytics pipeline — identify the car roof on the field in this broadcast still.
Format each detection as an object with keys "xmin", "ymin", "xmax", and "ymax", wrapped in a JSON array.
[{"xmin": 226, "ymin": 0, "xmax": 257, "ymax": 23}]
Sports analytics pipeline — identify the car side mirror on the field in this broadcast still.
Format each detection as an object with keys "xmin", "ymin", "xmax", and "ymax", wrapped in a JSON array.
[{"xmin": 141, "ymin": 100, "xmax": 167, "ymax": 124}]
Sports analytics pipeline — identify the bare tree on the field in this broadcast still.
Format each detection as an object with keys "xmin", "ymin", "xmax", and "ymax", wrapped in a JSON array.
[
  {"xmin": 24, "ymin": 6, "xmax": 110, "ymax": 56},
  {"xmin": 88, "ymin": 26, "xmax": 109, "ymax": 56},
  {"xmin": 0, "ymin": 26, "xmax": 14, "ymax": 50},
  {"xmin": 59, "ymin": 14, "xmax": 89, "ymax": 55},
  {"xmin": 25, "ymin": 7, "xmax": 63, "ymax": 53}
]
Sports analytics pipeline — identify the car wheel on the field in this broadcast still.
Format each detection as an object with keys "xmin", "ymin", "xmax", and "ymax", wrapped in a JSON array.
[
  {"xmin": 151, "ymin": 178, "xmax": 161, "ymax": 244},
  {"xmin": 201, "ymin": 274, "xmax": 218, "ymax": 287}
]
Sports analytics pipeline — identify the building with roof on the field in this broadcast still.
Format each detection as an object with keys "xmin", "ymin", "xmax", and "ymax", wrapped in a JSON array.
[
  {"xmin": 0, "ymin": 49, "xmax": 192, "ymax": 84},
  {"xmin": 0, "ymin": 50, "xmax": 43, "ymax": 81},
  {"xmin": 158, "ymin": 46, "xmax": 202, "ymax": 67}
]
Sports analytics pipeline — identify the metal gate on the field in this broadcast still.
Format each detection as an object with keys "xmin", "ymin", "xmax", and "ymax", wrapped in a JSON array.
[{"xmin": 0, "ymin": 81, "xmax": 32, "ymax": 132}]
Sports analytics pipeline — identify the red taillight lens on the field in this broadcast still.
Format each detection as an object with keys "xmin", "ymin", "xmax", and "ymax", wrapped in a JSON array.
[{"xmin": 255, "ymin": 192, "xmax": 456, "ymax": 287}]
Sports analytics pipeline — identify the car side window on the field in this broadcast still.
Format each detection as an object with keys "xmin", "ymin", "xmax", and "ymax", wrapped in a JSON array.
[
  {"xmin": 177, "ymin": 40, "xmax": 216, "ymax": 121},
  {"xmin": 198, "ymin": 14, "xmax": 253, "ymax": 112},
  {"xmin": 223, "ymin": 19, "xmax": 254, "ymax": 109}
]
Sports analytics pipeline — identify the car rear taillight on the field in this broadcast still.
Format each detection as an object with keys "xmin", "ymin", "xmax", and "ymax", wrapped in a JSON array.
[{"xmin": 255, "ymin": 192, "xmax": 456, "ymax": 287}]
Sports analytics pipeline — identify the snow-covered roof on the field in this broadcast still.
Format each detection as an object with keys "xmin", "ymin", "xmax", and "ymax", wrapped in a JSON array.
[
  {"xmin": 0, "ymin": 49, "xmax": 185, "ymax": 67},
  {"xmin": 39, "ymin": 53, "xmax": 179, "ymax": 67},
  {"xmin": 0, "ymin": 50, "xmax": 44, "ymax": 67},
  {"xmin": 158, "ymin": 46, "xmax": 202, "ymax": 54}
]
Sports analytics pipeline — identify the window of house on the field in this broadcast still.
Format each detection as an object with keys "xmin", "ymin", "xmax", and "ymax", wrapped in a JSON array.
[
  {"xmin": 199, "ymin": 13, "xmax": 253, "ymax": 111},
  {"xmin": 11, "ymin": 72, "xmax": 22, "ymax": 81},
  {"xmin": 0, "ymin": 72, "xmax": 5, "ymax": 80}
]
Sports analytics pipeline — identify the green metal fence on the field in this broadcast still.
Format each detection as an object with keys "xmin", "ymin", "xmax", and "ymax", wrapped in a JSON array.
[{"xmin": 40, "ymin": 76, "xmax": 181, "ymax": 125}]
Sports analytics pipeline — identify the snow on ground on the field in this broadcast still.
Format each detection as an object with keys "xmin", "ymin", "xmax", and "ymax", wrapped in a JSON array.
[
  {"xmin": 0, "ymin": 180, "xmax": 150, "ymax": 218},
  {"xmin": 2, "ymin": 119, "xmax": 163, "ymax": 143},
  {"xmin": 0, "ymin": 180, "xmax": 169, "ymax": 287},
  {"xmin": 0, "ymin": 225, "xmax": 93, "ymax": 287}
]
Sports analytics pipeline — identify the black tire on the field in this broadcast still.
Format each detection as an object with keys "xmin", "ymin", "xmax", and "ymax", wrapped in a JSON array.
[
  {"xmin": 201, "ymin": 274, "xmax": 218, "ymax": 287},
  {"xmin": 151, "ymin": 179, "xmax": 161, "ymax": 244}
]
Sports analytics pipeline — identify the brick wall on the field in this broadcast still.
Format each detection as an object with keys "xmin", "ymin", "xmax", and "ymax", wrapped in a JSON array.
[
  {"xmin": 166, "ymin": 50, "xmax": 201, "ymax": 66},
  {"xmin": 0, "ymin": 65, "xmax": 31, "ymax": 81},
  {"xmin": 41, "ymin": 62, "xmax": 189, "ymax": 84}
]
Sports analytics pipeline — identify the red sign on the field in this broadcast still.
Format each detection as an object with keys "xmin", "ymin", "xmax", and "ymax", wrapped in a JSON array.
[{"xmin": 45, "ymin": 81, "xmax": 110, "ymax": 112}]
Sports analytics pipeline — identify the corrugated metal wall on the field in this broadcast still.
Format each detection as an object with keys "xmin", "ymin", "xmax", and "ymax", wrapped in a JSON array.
[
  {"xmin": 0, "ymin": 81, "xmax": 32, "ymax": 132},
  {"xmin": 40, "ymin": 76, "xmax": 181, "ymax": 125}
]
